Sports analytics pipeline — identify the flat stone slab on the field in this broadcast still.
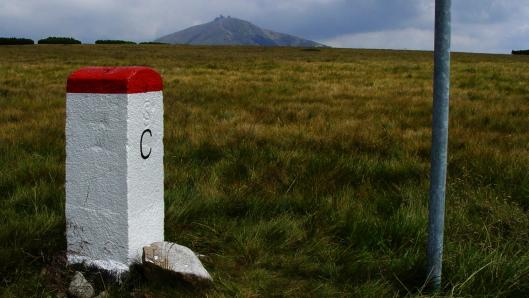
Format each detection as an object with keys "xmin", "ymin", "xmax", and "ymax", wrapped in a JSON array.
[{"xmin": 142, "ymin": 241, "xmax": 212, "ymax": 286}]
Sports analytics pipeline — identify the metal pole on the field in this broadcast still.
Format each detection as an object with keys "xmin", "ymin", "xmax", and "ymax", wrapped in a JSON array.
[{"xmin": 427, "ymin": 0, "xmax": 452, "ymax": 291}]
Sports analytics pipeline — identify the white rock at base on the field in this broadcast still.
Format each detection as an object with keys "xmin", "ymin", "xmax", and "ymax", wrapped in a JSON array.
[
  {"xmin": 142, "ymin": 242, "xmax": 213, "ymax": 286},
  {"xmin": 68, "ymin": 271, "xmax": 95, "ymax": 298}
]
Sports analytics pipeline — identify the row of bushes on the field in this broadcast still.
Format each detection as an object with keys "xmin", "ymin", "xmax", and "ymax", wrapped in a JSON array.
[
  {"xmin": 512, "ymin": 50, "xmax": 529, "ymax": 55},
  {"xmin": 95, "ymin": 40, "xmax": 136, "ymax": 44},
  {"xmin": 1, "ymin": 37, "xmax": 168, "ymax": 45},
  {"xmin": 38, "ymin": 37, "xmax": 81, "ymax": 44},
  {"xmin": 0, "ymin": 37, "xmax": 82, "ymax": 45},
  {"xmin": 0, "ymin": 37, "xmax": 34, "ymax": 45}
]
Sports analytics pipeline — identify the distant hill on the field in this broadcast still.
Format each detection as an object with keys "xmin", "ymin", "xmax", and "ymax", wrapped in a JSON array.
[{"xmin": 155, "ymin": 16, "xmax": 326, "ymax": 47}]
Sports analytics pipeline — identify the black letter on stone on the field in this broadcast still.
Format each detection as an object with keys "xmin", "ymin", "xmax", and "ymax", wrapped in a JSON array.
[{"xmin": 140, "ymin": 129, "xmax": 152, "ymax": 159}]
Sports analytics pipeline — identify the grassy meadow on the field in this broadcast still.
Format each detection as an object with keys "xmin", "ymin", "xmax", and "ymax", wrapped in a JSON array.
[{"xmin": 1, "ymin": 45, "xmax": 529, "ymax": 297}]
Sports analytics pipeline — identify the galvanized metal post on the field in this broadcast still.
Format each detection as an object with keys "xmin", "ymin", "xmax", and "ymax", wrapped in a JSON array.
[{"xmin": 427, "ymin": 0, "xmax": 452, "ymax": 291}]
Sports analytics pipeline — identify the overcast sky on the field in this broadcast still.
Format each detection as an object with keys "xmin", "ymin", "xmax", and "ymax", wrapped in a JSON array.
[{"xmin": 1, "ymin": 0, "xmax": 528, "ymax": 53}]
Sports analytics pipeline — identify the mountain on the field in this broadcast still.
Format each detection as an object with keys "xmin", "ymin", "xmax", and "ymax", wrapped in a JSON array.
[{"xmin": 155, "ymin": 16, "xmax": 326, "ymax": 47}]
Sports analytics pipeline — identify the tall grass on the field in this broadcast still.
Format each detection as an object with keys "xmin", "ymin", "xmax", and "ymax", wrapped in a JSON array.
[{"xmin": 1, "ymin": 45, "xmax": 528, "ymax": 296}]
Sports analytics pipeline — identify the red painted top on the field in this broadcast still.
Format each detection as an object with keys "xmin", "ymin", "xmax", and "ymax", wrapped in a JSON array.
[{"xmin": 67, "ymin": 66, "xmax": 163, "ymax": 94}]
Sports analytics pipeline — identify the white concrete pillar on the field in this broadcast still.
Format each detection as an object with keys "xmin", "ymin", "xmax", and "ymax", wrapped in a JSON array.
[{"xmin": 65, "ymin": 67, "xmax": 164, "ymax": 275}]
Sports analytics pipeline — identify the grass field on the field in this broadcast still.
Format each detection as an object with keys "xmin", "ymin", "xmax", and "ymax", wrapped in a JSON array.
[{"xmin": 1, "ymin": 45, "xmax": 529, "ymax": 297}]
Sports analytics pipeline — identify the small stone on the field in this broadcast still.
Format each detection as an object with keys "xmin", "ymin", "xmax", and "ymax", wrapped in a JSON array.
[
  {"xmin": 67, "ymin": 271, "xmax": 95, "ymax": 298},
  {"xmin": 142, "ymin": 242, "xmax": 213, "ymax": 286}
]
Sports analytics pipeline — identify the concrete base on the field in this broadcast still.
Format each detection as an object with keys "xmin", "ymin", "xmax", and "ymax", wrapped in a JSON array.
[{"xmin": 67, "ymin": 254, "xmax": 129, "ymax": 277}]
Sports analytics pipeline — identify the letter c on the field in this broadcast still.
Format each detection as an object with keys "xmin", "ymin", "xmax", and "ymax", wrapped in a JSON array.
[{"xmin": 140, "ymin": 129, "xmax": 152, "ymax": 160}]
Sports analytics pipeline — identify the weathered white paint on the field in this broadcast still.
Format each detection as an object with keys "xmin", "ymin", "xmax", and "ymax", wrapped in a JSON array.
[
  {"xmin": 127, "ymin": 91, "xmax": 164, "ymax": 262},
  {"xmin": 66, "ymin": 90, "xmax": 164, "ymax": 274}
]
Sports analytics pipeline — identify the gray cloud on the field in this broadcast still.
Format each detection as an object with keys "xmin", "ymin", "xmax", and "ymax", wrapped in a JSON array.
[
  {"xmin": 0, "ymin": 0, "xmax": 527, "ymax": 53},
  {"xmin": 322, "ymin": 0, "xmax": 529, "ymax": 53}
]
